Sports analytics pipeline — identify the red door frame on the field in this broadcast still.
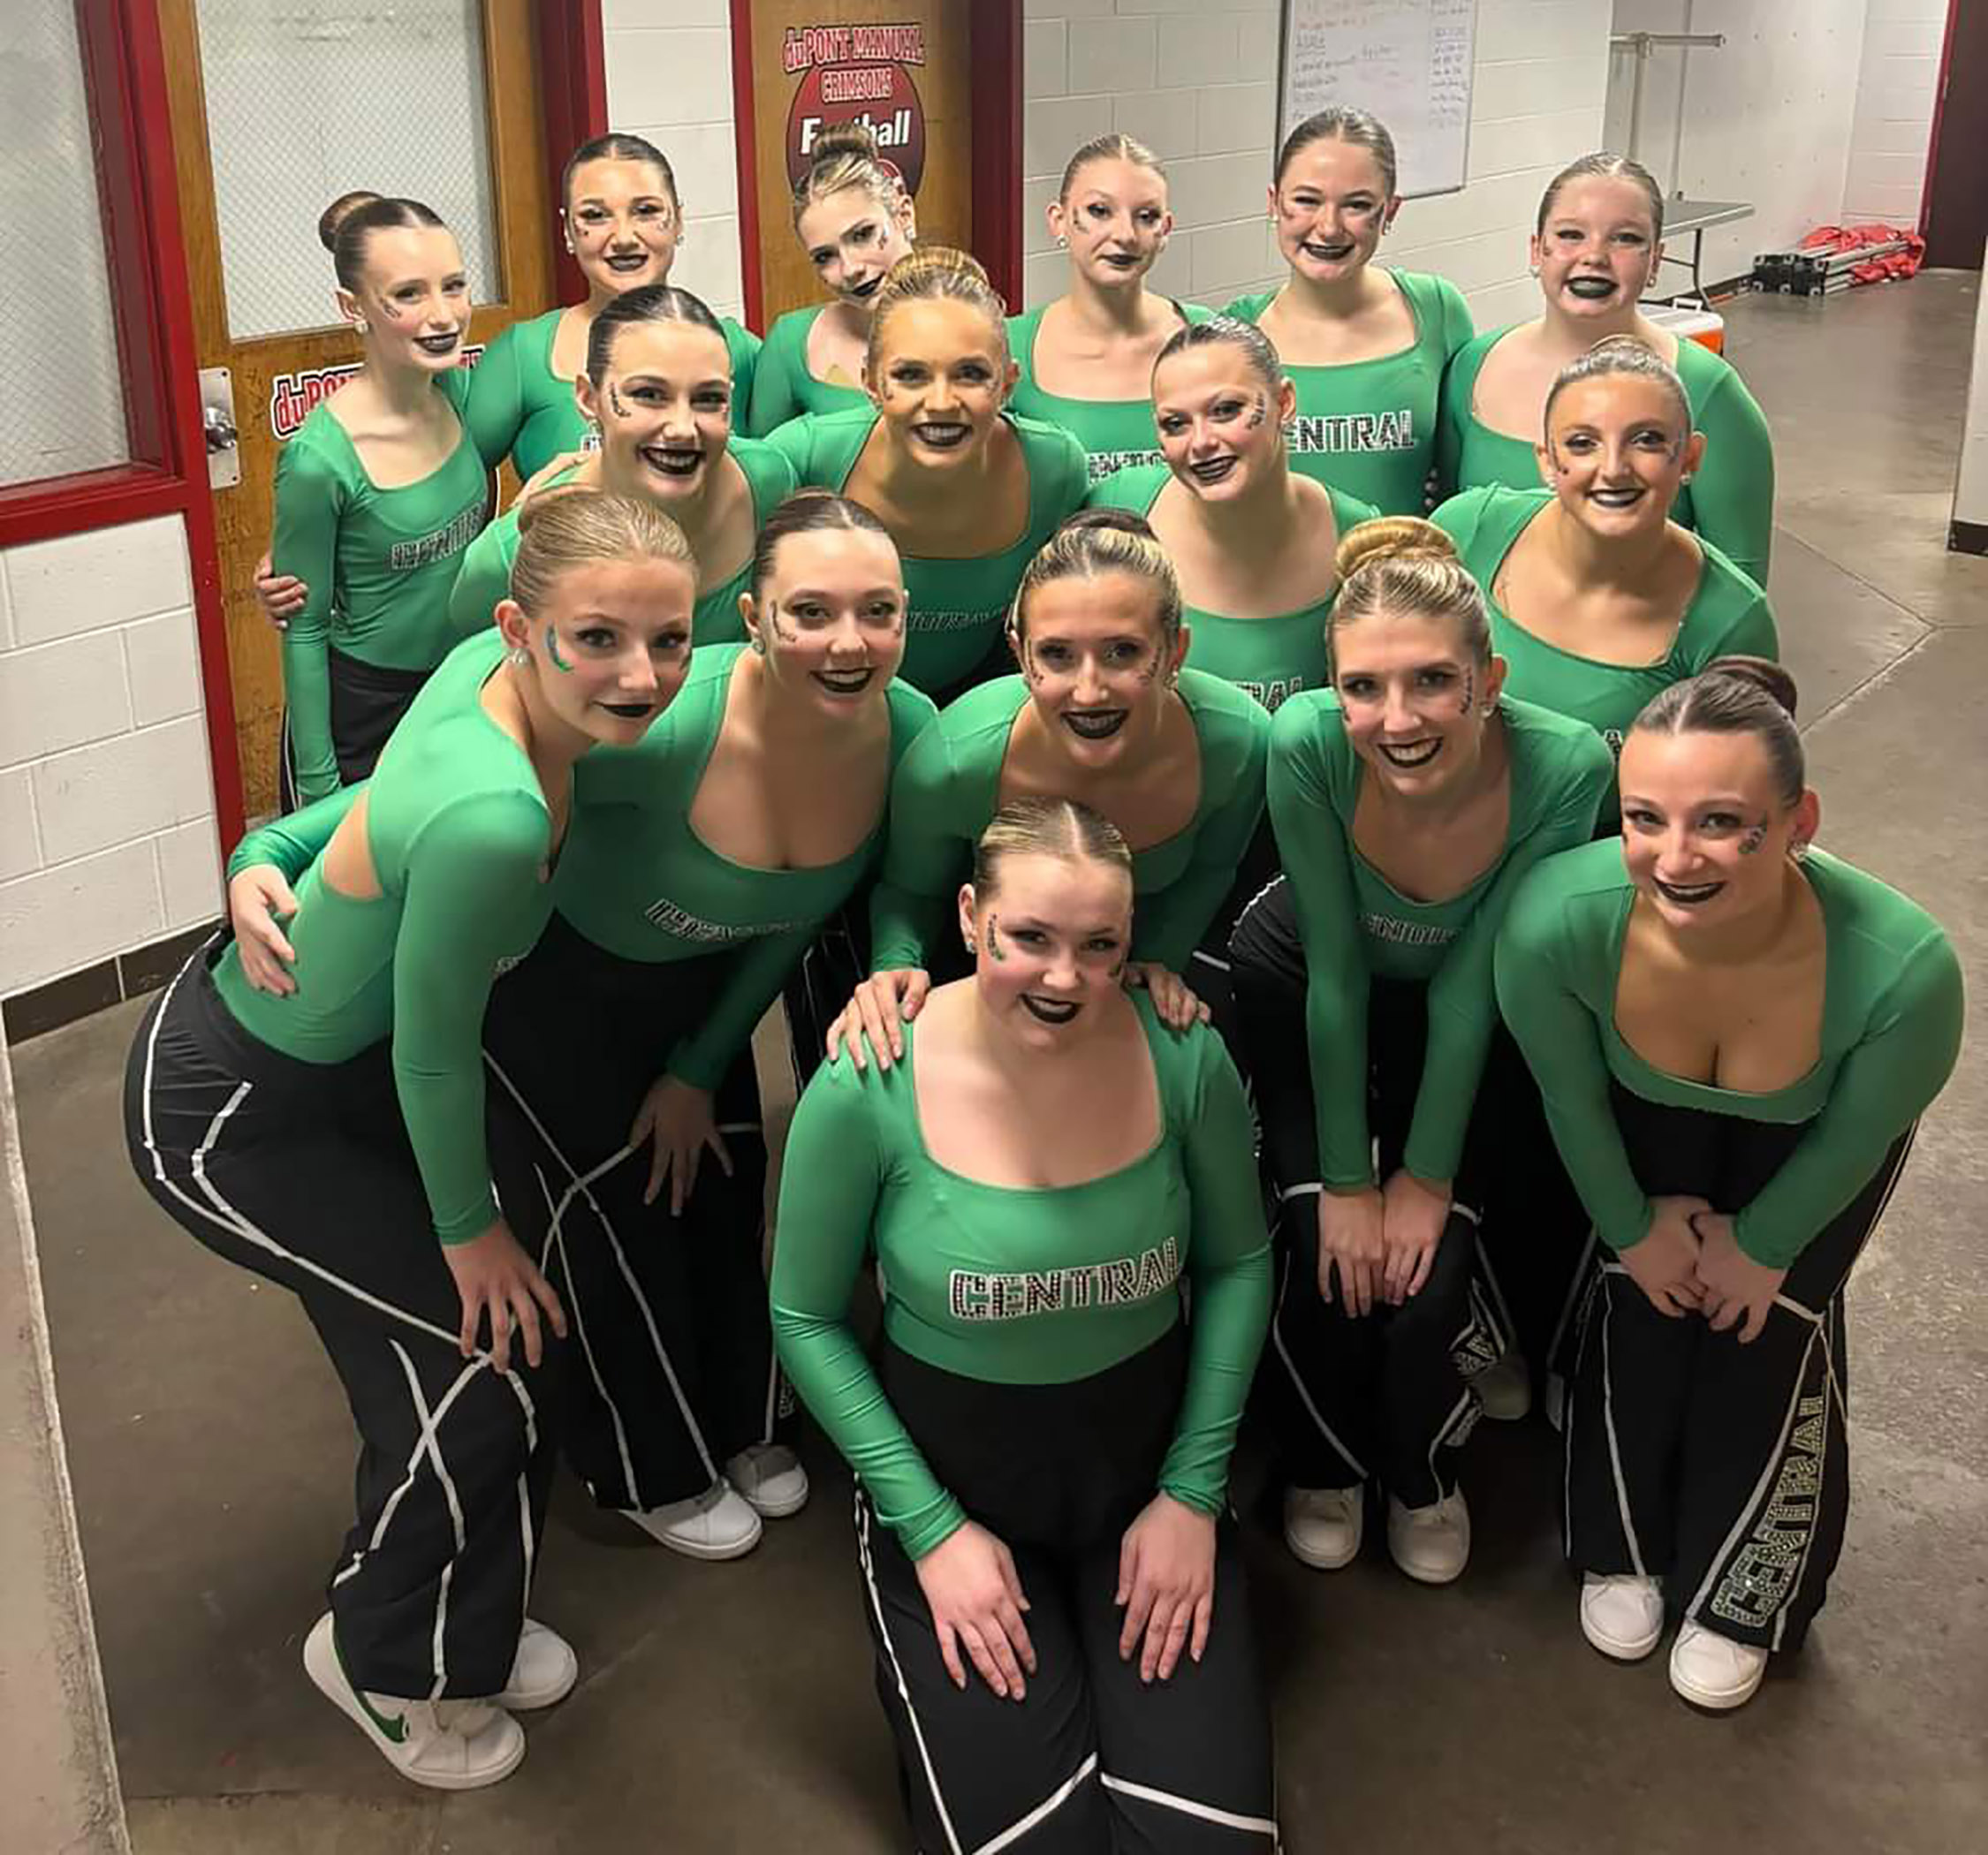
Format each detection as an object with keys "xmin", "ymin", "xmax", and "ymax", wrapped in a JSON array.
[
  {"xmin": 729, "ymin": 0, "xmax": 1025, "ymax": 332},
  {"xmin": 0, "ymin": 2, "xmax": 608, "ymax": 849}
]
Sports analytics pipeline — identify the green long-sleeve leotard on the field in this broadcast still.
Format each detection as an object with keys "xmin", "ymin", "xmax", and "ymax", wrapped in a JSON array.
[
  {"xmin": 744, "ymin": 305, "xmax": 871, "ymax": 435},
  {"xmin": 271, "ymin": 369, "xmax": 489, "ymax": 803},
  {"xmin": 445, "ymin": 438, "xmax": 798, "ymax": 646},
  {"xmin": 466, "ymin": 307, "xmax": 762, "ymax": 482},
  {"xmin": 765, "ymin": 407, "xmax": 1089, "ymax": 695},
  {"xmin": 1432, "ymin": 485, "xmax": 1779, "ymax": 754},
  {"xmin": 870, "ymin": 669, "xmax": 1270, "ymax": 974},
  {"xmin": 770, "ymin": 993, "xmax": 1272, "ymax": 1557},
  {"xmin": 555, "ymin": 642, "xmax": 936, "ymax": 1086},
  {"xmin": 1494, "ymin": 839, "xmax": 1963, "ymax": 1268},
  {"xmin": 1087, "ymin": 461, "xmax": 1381, "ymax": 712},
  {"xmin": 1437, "ymin": 329, "xmax": 1775, "ymax": 584},
  {"xmin": 1270, "ymin": 691, "xmax": 1612, "ymax": 1185},
  {"xmin": 1223, "ymin": 271, "xmax": 1474, "ymax": 513},
  {"xmin": 214, "ymin": 630, "xmax": 558, "ymax": 1244},
  {"xmin": 1005, "ymin": 300, "xmax": 1214, "ymax": 483}
]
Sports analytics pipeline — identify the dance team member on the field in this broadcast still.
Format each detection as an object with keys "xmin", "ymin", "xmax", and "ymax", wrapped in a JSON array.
[
  {"xmin": 272, "ymin": 194, "xmax": 488, "ymax": 805},
  {"xmin": 1229, "ymin": 520, "xmax": 1612, "ymax": 1581},
  {"xmin": 478, "ymin": 494, "xmax": 933, "ymax": 1560},
  {"xmin": 450, "ymin": 286, "xmax": 794, "ymax": 645},
  {"xmin": 1089, "ymin": 316, "xmax": 1378, "ymax": 712},
  {"xmin": 1495, "ymin": 661, "xmax": 1961, "ymax": 1708},
  {"xmin": 468, "ymin": 134, "xmax": 760, "ymax": 481},
  {"xmin": 129, "ymin": 489, "xmax": 697, "ymax": 1787},
  {"xmin": 768, "ymin": 246, "xmax": 1089, "ymax": 699},
  {"xmin": 1435, "ymin": 337, "xmax": 1777, "ymax": 761},
  {"xmin": 833, "ymin": 510, "xmax": 1269, "ymax": 1064},
  {"xmin": 1007, "ymin": 133, "xmax": 1212, "ymax": 481},
  {"xmin": 773, "ymin": 799, "xmax": 1278, "ymax": 1852},
  {"xmin": 1225, "ymin": 108, "xmax": 1473, "ymax": 513},
  {"xmin": 747, "ymin": 124, "xmax": 917, "ymax": 432},
  {"xmin": 1438, "ymin": 154, "xmax": 1775, "ymax": 584}
]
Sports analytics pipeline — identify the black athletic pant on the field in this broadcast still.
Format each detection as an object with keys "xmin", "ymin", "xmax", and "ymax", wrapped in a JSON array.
[
  {"xmin": 1565, "ymin": 1086, "xmax": 1916, "ymax": 1654},
  {"xmin": 482, "ymin": 912, "xmax": 790, "ymax": 1513},
  {"xmin": 859, "ymin": 1328, "xmax": 1278, "ymax": 1853},
  {"xmin": 1229, "ymin": 876, "xmax": 1501, "ymax": 1505},
  {"xmin": 124, "ymin": 945, "xmax": 561, "ymax": 1700},
  {"xmin": 277, "ymin": 647, "xmax": 428, "ymax": 814}
]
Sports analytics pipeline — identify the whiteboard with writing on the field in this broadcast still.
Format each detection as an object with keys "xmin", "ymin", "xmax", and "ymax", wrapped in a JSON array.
[{"xmin": 1277, "ymin": 0, "xmax": 1478, "ymax": 199}]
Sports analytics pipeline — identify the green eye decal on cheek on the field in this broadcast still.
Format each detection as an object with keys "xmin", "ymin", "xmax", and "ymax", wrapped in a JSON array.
[{"xmin": 544, "ymin": 625, "xmax": 573, "ymax": 673}]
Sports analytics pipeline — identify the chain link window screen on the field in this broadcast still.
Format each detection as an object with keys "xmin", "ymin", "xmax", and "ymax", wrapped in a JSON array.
[
  {"xmin": 0, "ymin": 4, "xmax": 130, "ymax": 488},
  {"xmin": 194, "ymin": 0, "xmax": 503, "ymax": 341}
]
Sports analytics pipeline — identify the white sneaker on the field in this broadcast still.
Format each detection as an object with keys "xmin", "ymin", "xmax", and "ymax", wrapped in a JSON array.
[
  {"xmin": 1476, "ymin": 1352, "xmax": 1533, "ymax": 1422},
  {"xmin": 1283, "ymin": 1485, "xmax": 1364, "ymax": 1570},
  {"xmin": 624, "ymin": 1480, "xmax": 763, "ymax": 1560},
  {"xmin": 1386, "ymin": 1489, "xmax": 1471, "ymax": 1584},
  {"xmin": 496, "ymin": 1618, "xmax": 578, "ymax": 1709},
  {"xmin": 1669, "ymin": 1619, "xmax": 1768, "ymax": 1710},
  {"xmin": 725, "ymin": 1443, "xmax": 810, "ymax": 1518},
  {"xmin": 303, "ymin": 1612, "xmax": 526, "ymax": 1791},
  {"xmin": 1580, "ymin": 1573, "xmax": 1665, "ymax": 1662}
]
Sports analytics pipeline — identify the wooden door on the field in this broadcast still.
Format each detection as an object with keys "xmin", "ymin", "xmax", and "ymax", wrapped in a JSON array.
[
  {"xmin": 742, "ymin": 0, "xmax": 978, "ymax": 327},
  {"xmin": 160, "ymin": 0, "xmax": 557, "ymax": 817},
  {"xmin": 1924, "ymin": 0, "xmax": 1987, "ymax": 270}
]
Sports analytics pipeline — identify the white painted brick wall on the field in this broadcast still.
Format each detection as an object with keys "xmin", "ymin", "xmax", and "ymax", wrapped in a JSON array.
[
  {"xmin": 602, "ymin": 0, "xmax": 746, "ymax": 322},
  {"xmin": 1844, "ymin": 0, "xmax": 1944, "ymax": 226},
  {"xmin": 0, "ymin": 516, "xmax": 223, "ymax": 998},
  {"xmin": 1023, "ymin": 0, "xmax": 1616, "ymax": 331}
]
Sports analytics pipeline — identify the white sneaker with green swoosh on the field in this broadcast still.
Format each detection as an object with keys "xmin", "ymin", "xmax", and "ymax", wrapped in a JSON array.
[{"xmin": 304, "ymin": 1612, "xmax": 527, "ymax": 1789}]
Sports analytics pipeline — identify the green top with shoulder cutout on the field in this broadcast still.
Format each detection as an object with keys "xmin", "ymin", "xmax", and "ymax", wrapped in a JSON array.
[
  {"xmin": 444, "ymin": 438, "xmax": 798, "ymax": 647},
  {"xmin": 1086, "ymin": 461, "xmax": 1381, "ymax": 712},
  {"xmin": 271, "ymin": 367, "xmax": 489, "ymax": 803},
  {"xmin": 764, "ymin": 407, "xmax": 1089, "ymax": 695},
  {"xmin": 870, "ymin": 669, "xmax": 1270, "ymax": 973},
  {"xmin": 467, "ymin": 306, "xmax": 762, "ymax": 482},
  {"xmin": 1431, "ymin": 484, "xmax": 1779, "ymax": 755},
  {"xmin": 770, "ymin": 993, "xmax": 1271, "ymax": 1557},
  {"xmin": 1436, "ymin": 327, "xmax": 1775, "ymax": 584},
  {"xmin": 1223, "ymin": 270, "xmax": 1474, "ymax": 513},
  {"xmin": 214, "ymin": 631, "xmax": 558, "ymax": 1244},
  {"xmin": 1268, "ymin": 689, "xmax": 1612, "ymax": 1185},
  {"xmin": 556, "ymin": 643, "xmax": 937, "ymax": 1086},
  {"xmin": 1005, "ymin": 299, "xmax": 1215, "ymax": 482},
  {"xmin": 1494, "ymin": 839, "xmax": 1962, "ymax": 1266}
]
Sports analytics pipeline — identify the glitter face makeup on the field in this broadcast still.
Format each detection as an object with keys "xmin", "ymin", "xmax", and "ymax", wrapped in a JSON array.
[
  {"xmin": 351, "ymin": 226, "xmax": 470, "ymax": 376},
  {"xmin": 968, "ymin": 854, "xmax": 1134, "ymax": 1049},
  {"xmin": 868, "ymin": 299, "xmax": 1010, "ymax": 467},
  {"xmin": 1152, "ymin": 343, "xmax": 1288, "ymax": 504},
  {"xmin": 566, "ymin": 158, "xmax": 682, "ymax": 298},
  {"xmin": 1333, "ymin": 610, "xmax": 1495, "ymax": 796},
  {"xmin": 1530, "ymin": 176, "xmax": 1660, "ymax": 322},
  {"xmin": 1271, "ymin": 139, "xmax": 1393, "ymax": 283},
  {"xmin": 985, "ymin": 915, "xmax": 1006, "ymax": 961},
  {"xmin": 1016, "ymin": 571, "xmax": 1177, "ymax": 768},
  {"xmin": 1542, "ymin": 375, "xmax": 1695, "ymax": 534},
  {"xmin": 1739, "ymin": 823, "xmax": 1767, "ymax": 856},
  {"xmin": 588, "ymin": 320, "xmax": 735, "ymax": 504},
  {"xmin": 797, "ymin": 190, "xmax": 915, "ymax": 308},
  {"xmin": 544, "ymin": 625, "xmax": 574, "ymax": 672},
  {"xmin": 512, "ymin": 556, "xmax": 697, "ymax": 749},
  {"xmin": 751, "ymin": 525, "xmax": 908, "ymax": 709}
]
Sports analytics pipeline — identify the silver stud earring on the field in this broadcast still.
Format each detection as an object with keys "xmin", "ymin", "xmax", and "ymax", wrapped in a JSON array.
[
  {"xmin": 750, "ymin": 636, "xmax": 765, "ymax": 656},
  {"xmin": 507, "ymin": 644, "xmax": 530, "ymax": 669},
  {"xmin": 1481, "ymin": 704, "xmax": 1495, "ymax": 717},
  {"xmin": 1055, "ymin": 233, "xmax": 1067, "ymax": 248}
]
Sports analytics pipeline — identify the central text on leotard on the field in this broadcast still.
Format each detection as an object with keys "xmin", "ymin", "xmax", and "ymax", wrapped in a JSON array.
[
  {"xmin": 1361, "ymin": 912, "xmax": 1457, "ymax": 948},
  {"xmin": 949, "ymin": 1238, "xmax": 1181, "ymax": 1321}
]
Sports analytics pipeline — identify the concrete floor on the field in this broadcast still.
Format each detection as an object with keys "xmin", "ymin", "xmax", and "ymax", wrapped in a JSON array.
[{"xmin": 16, "ymin": 274, "xmax": 1988, "ymax": 1854}]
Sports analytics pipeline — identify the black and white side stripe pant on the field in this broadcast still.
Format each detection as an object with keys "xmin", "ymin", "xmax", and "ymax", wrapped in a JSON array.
[
  {"xmin": 861, "ymin": 1332, "xmax": 1278, "ymax": 1854},
  {"xmin": 124, "ymin": 946, "xmax": 561, "ymax": 1700},
  {"xmin": 1566, "ymin": 1085, "xmax": 1916, "ymax": 1653},
  {"xmin": 482, "ymin": 912, "xmax": 791, "ymax": 1515},
  {"xmin": 1229, "ymin": 879, "xmax": 1502, "ymax": 1505}
]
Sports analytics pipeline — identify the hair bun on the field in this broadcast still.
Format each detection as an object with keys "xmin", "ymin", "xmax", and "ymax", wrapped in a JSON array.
[
  {"xmin": 808, "ymin": 120, "xmax": 882, "ymax": 165},
  {"xmin": 318, "ymin": 189, "xmax": 383, "ymax": 253},
  {"xmin": 1704, "ymin": 654, "xmax": 1798, "ymax": 719},
  {"xmin": 1334, "ymin": 515, "xmax": 1458, "ymax": 582}
]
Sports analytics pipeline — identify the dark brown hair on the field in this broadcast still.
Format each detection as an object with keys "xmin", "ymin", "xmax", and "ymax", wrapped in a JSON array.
[
  {"xmin": 562, "ymin": 132, "xmax": 679, "ymax": 216},
  {"xmin": 1630, "ymin": 656, "xmax": 1803, "ymax": 805},
  {"xmin": 1010, "ymin": 509, "xmax": 1182, "ymax": 645},
  {"xmin": 1274, "ymin": 106, "xmax": 1399, "ymax": 195},
  {"xmin": 1153, "ymin": 314, "xmax": 1286, "ymax": 396},
  {"xmin": 747, "ymin": 492, "xmax": 899, "ymax": 603},
  {"xmin": 584, "ymin": 284, "xmax": 728, "ymax": 383},
  {"xmin": 319, "ymin": 194, "xmax": 446, "ymax": 293}
]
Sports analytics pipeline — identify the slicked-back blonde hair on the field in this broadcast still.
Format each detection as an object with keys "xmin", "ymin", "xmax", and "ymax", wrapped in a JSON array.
[
  {"xmin": 791, "ymin": 120, "xmax": 904, "ymax": 229},
  {"xmin": 1330, "ymin": 517, "xmax": 1490, "ymax": 670},
  {"xmin": 971, "ymin": 795, "xmax": 1134, "ymax": 897},
  {"xmin": 865, "ymin": 245, "xmax": 1012, "ymax": 378},
  {"xmin": 509, "ymin": 485, "xmax": 696, "ymax": 616},
  {"xmin": 1010, "ymin": 508, "xmax": 1181, "ymax": 645},
  {"xmin": 1058, "ymin": 132, "xmax": 1166, "ymax": 201}
]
